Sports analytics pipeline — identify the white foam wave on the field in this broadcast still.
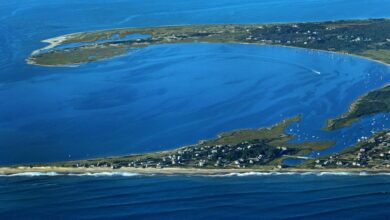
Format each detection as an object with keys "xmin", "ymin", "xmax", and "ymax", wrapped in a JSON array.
[
  {"xmin": 68, "ymin": 172, "xmax": 140, "ymax": 177},
  {"xmin": 2, "ymin": 171, "xmax": 390, "ymax": 178},
  {"xmin": 209, "ymin": 171, "xmax": 390, "ymax": 177},
  {"xmin": 211, "ymin": 172, "xmax": 298, "ymax": 177},
  {"xmin": 316, "ymin": 172, "xmax": 357, "ymax": 176},
  {"xmin": 0, "ymin": 172, "xmax": 141, "ymax": 177},
  {"xmin": 1, "ymin": 172, "xmax": 60, "ymax": 177}
]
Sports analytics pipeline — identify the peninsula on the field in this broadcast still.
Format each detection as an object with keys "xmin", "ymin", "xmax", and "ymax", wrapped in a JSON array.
[
  {"xmin": 326, "ymin": 85, "xmax": 390, "ymax": 130},
  {"xmin": 4, "ymin": 116, "xmax": 390, "ymax": 175},
  {"xmin": 0, "ymin": 116, "xmax": 335, "ymax": 174},
  {"xmin": 28, "ymin": 19, "xmax": 390, "ymax": 67}
]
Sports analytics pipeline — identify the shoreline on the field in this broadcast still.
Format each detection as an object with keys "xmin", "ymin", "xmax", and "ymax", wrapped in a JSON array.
[
  {"xmin": 29, "ymin": 40, "xmax": 390, "ymax": 68},
  {"xmin": 1, "ymin": 166, "xmax": 390, "ymax": 176},
  {"xmin": 266, "ymin": 43, "xmax": 390, "ymax": 67}
]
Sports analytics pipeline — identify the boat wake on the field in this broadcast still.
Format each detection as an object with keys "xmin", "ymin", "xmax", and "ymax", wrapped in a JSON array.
[{"xmin": 312, "ymin": 69, "xmax": 321, "ymax": 75}]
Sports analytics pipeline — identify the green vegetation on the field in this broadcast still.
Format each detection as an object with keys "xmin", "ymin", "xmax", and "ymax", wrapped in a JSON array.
[
  {"xmin": 42, "ymin": 116, "xmax": 334, "ymax": 169},
  {"xmin": 30, "ymin": 46, "xmax": 129, "ymax": 66},
  {"xmin": 28, "ymin": 19, "xmax": 390, "ymax": 66},
  {"xmin": 326, "ymin": 85, "xmax": 390, "ymax": 130},
  {"xmin": 201, "ymin": 116, "xmax": 300, "ymax": 146},
  {"xmin": 360, "ymin": 49, "xmax": 390, "ymax": 65}
]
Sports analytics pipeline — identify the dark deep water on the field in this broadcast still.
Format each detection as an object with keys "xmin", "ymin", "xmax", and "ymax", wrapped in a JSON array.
[
  {"xmin": 3, "ymin": 172, "xmax": 390, "ymax": 219},
  {"xmin": 3, "ymin": 0, "xmax": 390, "ymax": 219}
]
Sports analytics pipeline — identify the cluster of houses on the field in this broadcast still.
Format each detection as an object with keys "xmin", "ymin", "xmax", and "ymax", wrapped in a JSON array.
[
  {"xmin": 241, "ymin": 23, "xmax": 324, "ymax": 46},
  {"xmin": 142, "ymin": 23, "xmax": 363, "ymax": 47},
  {"xmin": 314, "ymin": 131, "xmax": 390, "ymax": 168},
  {"xmin": 240, "ymin": 22, "xmax": 380, "ymax": 49},
  {"xmin": 73, "ymin": 140, "xmax": 294, "ymax": 169}
]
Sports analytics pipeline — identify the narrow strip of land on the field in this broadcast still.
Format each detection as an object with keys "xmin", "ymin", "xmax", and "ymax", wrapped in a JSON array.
[
  {"xmin": 0, "ymin": 116, "xmax": 335, "ymax": 172},
  {"xmin": 28, "ymin": 19, "xmax": 390, "ymax": 67},
  {"xmin": 4, "ymin": 118, "xmax": 390, "ymax": 173}
]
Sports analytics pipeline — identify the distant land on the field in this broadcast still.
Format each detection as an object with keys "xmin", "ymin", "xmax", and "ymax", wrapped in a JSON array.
[
  {"xmin": 28, "ymin": 19, "xmax": 390, "ymax": 67},
  {"xmin": 5, "ymin": 18, "xmax": 390, "ymax": 174}
]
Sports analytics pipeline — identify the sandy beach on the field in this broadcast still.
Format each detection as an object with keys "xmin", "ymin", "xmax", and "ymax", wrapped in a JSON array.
[{"xmin": 1, "ymin": 166, "xmax": 390, "ymax": 175}]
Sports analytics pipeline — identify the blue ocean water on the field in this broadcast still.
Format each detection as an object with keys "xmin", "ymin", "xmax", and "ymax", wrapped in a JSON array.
[{"xmin": 2, "ymin": 0, "xmax": 390, "ymax": 218}]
